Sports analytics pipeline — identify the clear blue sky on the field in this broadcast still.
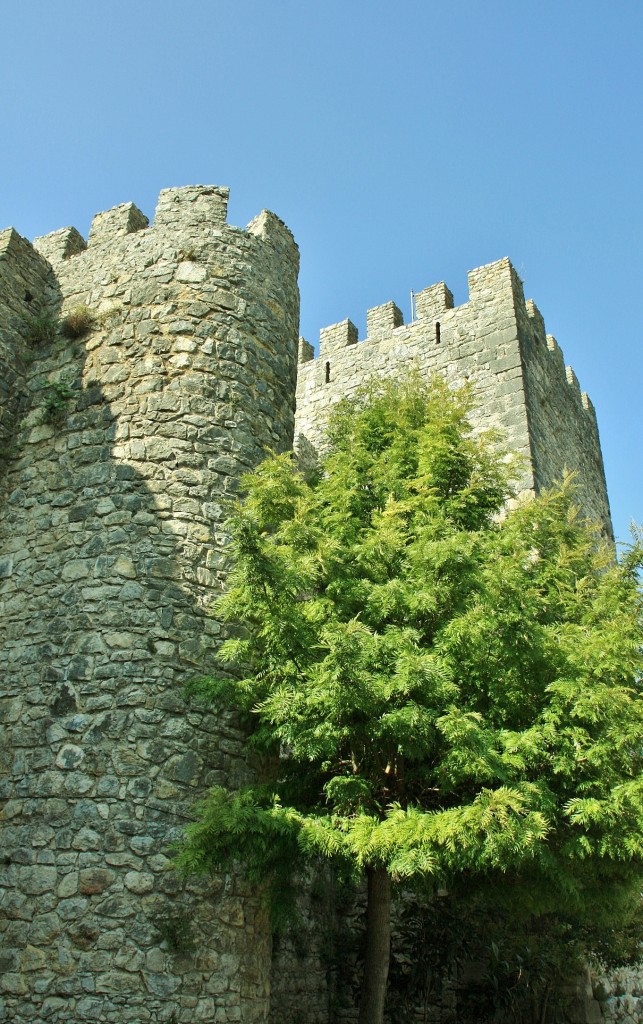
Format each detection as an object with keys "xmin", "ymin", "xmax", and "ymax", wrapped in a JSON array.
[{"xmin": 1, "ymin": 1, "xmax": 640, "ymax": 544}]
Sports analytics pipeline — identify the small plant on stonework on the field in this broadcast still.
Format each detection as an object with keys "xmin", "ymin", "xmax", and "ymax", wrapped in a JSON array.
[
  {"xmin": 153, "ymin": 911, "xmax": 196, "ymax": 955},
  {"xmin": 41, "ymin": 374, "xmax": 75, "ymax": 425},
  {"xmin": 60, "ymin": 305, "xmax": 96, "ymax": 340},
  {"xmin": 25, "ymin": 313, "xmax": 58, "ymax": 345}
]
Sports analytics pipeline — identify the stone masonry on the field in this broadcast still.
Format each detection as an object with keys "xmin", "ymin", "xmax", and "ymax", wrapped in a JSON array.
[
  {"xmin": 0, "ymin": 186, "xmax": 299, "ymax": 1024},
  {"xmin": 295, "ymin": 258, "xmax": 612, "ymax": 537},
  {"xmin": 0, "ymin": 184, "xmax": 625, "ymax": 1024}
]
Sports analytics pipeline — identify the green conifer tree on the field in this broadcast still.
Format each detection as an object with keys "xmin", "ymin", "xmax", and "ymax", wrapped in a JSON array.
[{"xmin": 177, "ymin": 376, "xmax": 643, "ymax": 1024}]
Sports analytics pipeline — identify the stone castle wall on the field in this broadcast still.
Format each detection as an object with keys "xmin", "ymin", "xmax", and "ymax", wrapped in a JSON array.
[
  {"xmin": 0, "ymin": 229, "xmax": 59, "ymax": 455},
  {"xmin": 295, "ymin": 257, "xmax": 611, "ymax": 535},
  {"xmin": 592, "ymin": 963, "xmax": 643, "ymax": 1023},
  {"xmin": 0, "ymin": 186, "xmax": 299, "ymax": 1024},
  {"xmin": 0, "ymin": 184, "xmax": 621, "ymax": 1023}
]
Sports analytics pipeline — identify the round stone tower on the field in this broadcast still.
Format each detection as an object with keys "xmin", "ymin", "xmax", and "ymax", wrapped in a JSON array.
[{"xmin": 0, "ymin": 186, "xmax": 299, "ymax": 1023}]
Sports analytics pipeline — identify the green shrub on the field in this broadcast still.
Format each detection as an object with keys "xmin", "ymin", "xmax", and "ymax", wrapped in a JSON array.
[
  {"xmin": 42, "ymin": 375, "xmax": 75, "ymax": 425},
  {"xmin": 25, "ymin": 314, "xmax": 58, "ymax": 345}
]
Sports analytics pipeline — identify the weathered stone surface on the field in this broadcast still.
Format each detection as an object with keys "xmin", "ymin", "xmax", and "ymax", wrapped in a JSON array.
[
  {"xmin": 0, "ymin": 183, "xmax": 625, "ymax": 1024},
  {"xmin": 0, "ymin": 185, "xmax": 299, "ymax": 1024},
  {"xmin": 123, "ymin": 871, "xmax": 155, "ymax": 894},
  {"xmin": 79, "ymin": 868, "xmax": 115, "ymax": 895},
  {"xmin": 592, "ymin": 961, "xmax": 643, "ymax": 1023},
  {"xmin": 19, "ymin": 866, "xmax": 57, "ymax": 895}
]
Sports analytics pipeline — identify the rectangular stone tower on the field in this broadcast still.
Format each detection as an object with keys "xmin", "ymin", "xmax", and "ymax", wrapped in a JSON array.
[{"xmin": 295, "ymin": 257, "xmax": 612, "ymax": 537}]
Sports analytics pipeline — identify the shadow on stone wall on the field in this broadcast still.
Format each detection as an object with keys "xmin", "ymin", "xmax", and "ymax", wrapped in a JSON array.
[{"xmin": 0, "ymin": 297, "xmax": 271, "ymax": 1023}]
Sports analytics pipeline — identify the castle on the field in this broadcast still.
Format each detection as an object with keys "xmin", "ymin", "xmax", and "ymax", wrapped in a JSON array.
[{"xmin": 0, "ymin": 186, "xmax": 628, "ymax": 1024}]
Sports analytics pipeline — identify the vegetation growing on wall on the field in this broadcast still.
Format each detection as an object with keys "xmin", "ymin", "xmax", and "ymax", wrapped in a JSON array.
[
  {"xmin": 25, "ymin": 312, "xmax": 58, "ymax": 345},
  {"xmin": 41, "ymin": 373, "xmax": 75, "ymax": 425},
  {"xmin": 59, "ymin": 305, "xmax": 96, "ymax": 340}
]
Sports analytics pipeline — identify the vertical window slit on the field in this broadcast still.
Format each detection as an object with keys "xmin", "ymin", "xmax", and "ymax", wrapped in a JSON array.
[
  {"xmin": 325, "ymin": 361, "xmax": 331, "ymax": 383},
  {"xmin": 435, "ymin": 322, "xmax": 441, "ymax": 344}
]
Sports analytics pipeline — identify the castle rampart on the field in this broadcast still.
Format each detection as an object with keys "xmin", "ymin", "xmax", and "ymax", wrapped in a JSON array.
[
  {"xmin": 0, "ymin": 186, "xmax": 299, "ymax": 1024},
  {"xmin": 0, "ymin": 186, "xmax": 619, "ymax": 1024},
  {"xmin": 295, "ymin": 256, "xmax": 612, "ymax": 535}
]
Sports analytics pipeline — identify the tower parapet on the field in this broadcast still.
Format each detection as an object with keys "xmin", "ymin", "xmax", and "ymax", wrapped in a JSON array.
[
  {"xmin": 295, "ymin": 257, "xmax": 611, "ymax": 535},
  {"xmin": 0, "ymin": 186, "xmax": 299, "ymax": 1024},
  {"xmin": 154, "ymin": 184, "xmax": 230, "ymax": 230},
  {"xmin": 32, "ymin": 225, "xmax": 87, "ymax": 265}
]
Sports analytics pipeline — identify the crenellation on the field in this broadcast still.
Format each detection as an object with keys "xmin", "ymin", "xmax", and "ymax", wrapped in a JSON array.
[
  {"xmin": 565, "ymin": 363, "xmax": 581, "ymax": 398},
  {"xmin": 0, "ymin": 228, "xmax": 60, "ymax": 456},
  {"xmin": 246, "ymin": 208, "xmax": 296, "ymax": 251},
  {"xmin": 366, "ymin": 300, "xmax": 403, "ymax": 337},
  {"xmin": 414, "ymin": 281, "xmax": 454, "ymax": 320},
  {"xmin": 0, "ymin": 187, "xmax": 619, "ymax": 1024},
  {"xmin": 153, "ymin": 184, "xmax": 230, "ymax": 231},
  {"xmin": 525, "ymin": 297, "xmax": 546, "ymax": 340},
  {"xmin": 0, "ymin": 226, "xmax": 57, "ymax": 305},
  {"xmin": 319, "ymin": 317, "xmax": 358, "ymax": 356},
  {"xmin": 33, "ymin": 226, "xmax": 87, "ymax": 266},
  {"xmin": 467, "ymin": 257, "xmax": 526, "ymax": 319},
  {"xmin": 88, "ymin": 203, "xmax": 149, "ymax": 247},
  {"xmin": 298, "ymin": 336, "xmax": 314, "ymax": 363},
  {"xmin": 546, "ymin": 333, "xmax": 565, "ymax": 365},
  {"xmin": 581, "ymin": 391, "xmax": 596, "ymax": 418}
]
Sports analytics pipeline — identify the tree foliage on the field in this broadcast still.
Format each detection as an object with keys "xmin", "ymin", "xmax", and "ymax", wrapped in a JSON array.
[{"xmin": 177, "ymin": 375, "xmax": 643, "ymax": 1020}]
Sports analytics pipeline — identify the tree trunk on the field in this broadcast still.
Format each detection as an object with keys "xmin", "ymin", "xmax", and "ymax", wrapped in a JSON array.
[{"xmin": 358, "ymin": 866, "xmax": 392, "ymax": 1024}]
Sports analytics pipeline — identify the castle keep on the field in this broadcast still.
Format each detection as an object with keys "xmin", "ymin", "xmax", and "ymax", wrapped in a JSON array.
[{"xmin": 0, "ymin": 186, "xmax": 617, "ymax": 1024}]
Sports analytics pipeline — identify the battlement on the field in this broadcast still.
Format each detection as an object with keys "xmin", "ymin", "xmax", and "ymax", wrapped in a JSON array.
[
  {"xmin": 0, "ymin": 224, "xmax": 55, "ymax": 285},
  {"xmin": 298, "ymin": 336, "xmax": 315, "ymax": 363},
  {"xmin": 0, "ymin": 227, "xmax": 59, "ymax": 450},
  {"xmin": 0, "ymin": 227, "xmax": 59, "ymax": 329},
  {"xmin": 247, "ymin": 208, "xmax": 299, "ymax": 256},
  {"xmin": 319, "ymin": 318, "xmax": 358, "ymax": 357},
  {"xmin": 88, "ymin": 201, "xmax": 149, "ymax": 246},
  {"xmin": 29, "ymin": 186, "xmax": 298, "ymax": 280},
  {"xmin": 0, "ymin": 188, "xmax": 614, "ymax": 1024},
  {"xmin": 33, "ymin": 225, "xmax": 86, "ymax": 264},
  {"xmin": 415, "ymin": 282, "xmax": 454, "ymax": 321},
  {"xmin": 312, "ymin": 259, "xmax": 534, "ymax": 355},
  {"xmin": 308, "ymin": 259, "xmax": 591, "ymax": 418},
  {"xmin": 296, "ymin": 257, "xmax": 611, "ymax": 535}
]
